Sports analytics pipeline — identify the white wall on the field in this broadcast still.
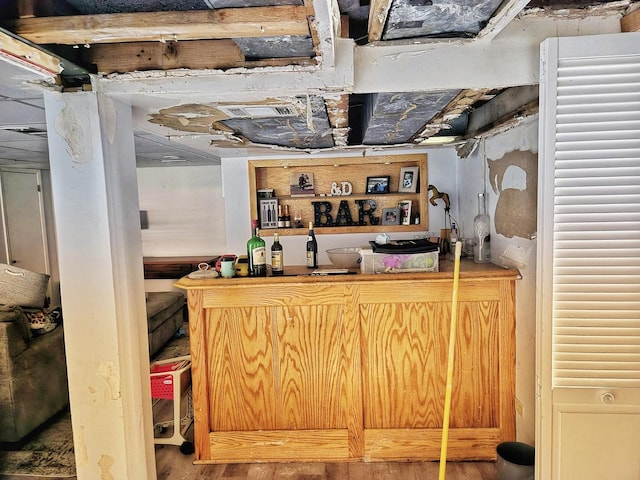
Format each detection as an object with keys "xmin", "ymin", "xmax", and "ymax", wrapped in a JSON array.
[
  {"xmin": 136, "ymin": 165, "xmax": 226, "ymax": 257},
  {"xmin": 0, "ymin": 167, "xmax": 61, "ymax": 306},
  {"xmin": 458, "ymin": 116, "xmax": 539, "ymax": 445},
  {"xmin": 222, "ymin": 148, "xmax": 459, "ymax": 266}
]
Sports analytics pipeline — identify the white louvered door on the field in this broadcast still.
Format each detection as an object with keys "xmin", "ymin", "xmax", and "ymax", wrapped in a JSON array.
[{"xmin": 537, "ymin": 33, "xmax": 640, "ymax": 480}]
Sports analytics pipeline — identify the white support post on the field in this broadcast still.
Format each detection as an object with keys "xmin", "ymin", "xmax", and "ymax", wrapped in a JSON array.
[{"xmin": 44, "ymin": 90, "xmax": 156, "ymax": 480}]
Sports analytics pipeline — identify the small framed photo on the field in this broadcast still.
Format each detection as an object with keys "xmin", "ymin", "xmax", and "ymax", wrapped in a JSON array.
[
  {"xmin": 397, "ymin": 200, "xmax": 412, "ymax": 225},
  {"xmin": 290, "ymin": 172, "xmax": 315, "ymax": 196},
  {"xmin": 398, "ymin": 166, "xmax": 419, "ymax": 193},
  {"xmin": 366, "ymin": 176, "xmax": 390, "ymax": 194},
  {"xmin": 382, "ymin": 207, "xmax": 400, "ymax": 225}
]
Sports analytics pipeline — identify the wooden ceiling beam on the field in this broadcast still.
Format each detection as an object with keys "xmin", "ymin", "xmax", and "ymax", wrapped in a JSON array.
[
  {"xmin": 368, "ymin": 0, "xmax": 393, "ymax": 42},
  {"xmin": 4, "ymin": 6, "xmax": 311, "ymax": 45},
  {"xmin": 0, "ymin": 27, "xmax": 60, "ymax": 76},
  {"xmin": 477, "ymin": 0, "xmax": 532, "ymax": 41},
  {"xmin": 466, "ymin": 85, "xmax": 539, "ymax": 137},
  {"xmin": 621, "ymin": 7, "xmax": 640, "ymax": 32},
  {"xmin": 84, "ymin": 39, "xmax": 246, "ymax": 75},
  {"xmin": 17, "ymin": 0, "xmax": 53, "ymax": 18}
]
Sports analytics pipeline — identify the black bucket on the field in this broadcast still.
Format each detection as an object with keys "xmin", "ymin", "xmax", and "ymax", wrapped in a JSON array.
[{"xmin": 496, "ymin": 442, "xmax": 535, "ymax": 480}]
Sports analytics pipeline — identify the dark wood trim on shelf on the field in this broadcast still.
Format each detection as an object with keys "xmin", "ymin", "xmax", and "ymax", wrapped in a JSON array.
[{"xmin": 143, "ymin": 256, "xmax": 217, "ymax": 279}]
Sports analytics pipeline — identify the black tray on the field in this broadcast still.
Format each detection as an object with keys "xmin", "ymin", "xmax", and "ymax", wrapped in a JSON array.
[{"xmin": 369, "ymin": 239, "xmax": 439, "ymax": 254}]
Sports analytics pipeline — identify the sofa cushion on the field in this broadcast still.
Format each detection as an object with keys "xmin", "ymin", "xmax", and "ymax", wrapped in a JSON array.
[
  {"xmin": 0, "ymin": 305, "xmax": 32, "ymax": 357},
  {"xmin": 0, "ymin": 325, "xmax": 68, "ymax": 442},
  {"xmin": 146, "ymin": 292, "xmax": 184, "ymax": 333},
  {"xmin": 0, "ymin": 264, "xmax": 50, "ymax": 309}
]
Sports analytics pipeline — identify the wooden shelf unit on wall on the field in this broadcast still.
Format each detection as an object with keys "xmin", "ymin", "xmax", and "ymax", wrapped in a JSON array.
[{"xmin": 248, "ymin": 154, "xmax": 428, "ymax": 236}]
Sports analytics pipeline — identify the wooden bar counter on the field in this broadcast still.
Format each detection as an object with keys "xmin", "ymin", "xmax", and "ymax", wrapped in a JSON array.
[{"xmin": 175, "ymin": 260, "xmax": 520, "ymax": 464}]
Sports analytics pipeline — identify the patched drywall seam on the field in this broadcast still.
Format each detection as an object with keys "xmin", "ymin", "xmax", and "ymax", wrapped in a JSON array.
[
  {"xmin": 54, "ymin": 102, "xmax": 90, "ymax": 164},
  {"xmin": 489, "ymin": 150, "xmax": 537, "ymax": 240},
  {"xmin": 97, "ymin": 361, "xmax": 121, "ymax": 400},
  {"xmin": 100, "ymin": 95, "xmax": 118, "ymax": 146},
  {"xmin": 75, "ymin": 424, "xmax": 89, "ymax": 466}
]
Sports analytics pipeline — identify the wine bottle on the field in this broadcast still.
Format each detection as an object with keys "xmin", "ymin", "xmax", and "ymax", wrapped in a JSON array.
[
  {"xmin": 284, "ymin": 204, "xmax": 291, "ymax": 228},
  {"xmin": 306, "ymin": 221, "xmax": 318, "ymax": 268},
  {"xmin": 277, "ymin": 205, "xmax": 285, "ymax": 228},
  {"xmin": 473, "ymin": 193, "xmax": 491, "ymax": 263},
  {"xmin": 449, "ymin": 222, "xmax": 458, "ymax": 260},
  {"xmin": 271, "ymin": 232, "xmax": 284, "ymax": 275},
  {"xmin": 247, "ymin": 220, "xmax": 267, "ymax": 276}
]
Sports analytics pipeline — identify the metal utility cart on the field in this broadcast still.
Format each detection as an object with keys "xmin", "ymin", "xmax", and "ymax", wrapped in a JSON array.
[{"xmin": 150, "ymin": 354, "xmax": 194, "ymax": 454}]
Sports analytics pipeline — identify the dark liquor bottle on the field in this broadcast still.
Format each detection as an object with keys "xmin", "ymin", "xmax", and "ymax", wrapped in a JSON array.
[
  {"xmin": 277, "ymin": 205, "xmax": 285, "ymax": 228},
  {"xmin": 271, "ymin": 232, "xmax": 284, "ymax": 275},
  {"xmin": 247, "ymin": 220, "xmax": 267, "ymax": 276},
  {"xmin": 306, "ymin": 221, "xmax": 318, "ymax": 268},
  {"xmin": 284, "ymin": 204, "xmax": 291, "ymax": 228}
]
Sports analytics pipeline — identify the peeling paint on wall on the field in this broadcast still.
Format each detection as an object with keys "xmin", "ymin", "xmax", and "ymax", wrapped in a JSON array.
[
  {"xmin": 100, "ymin": 95, "xmax": 118, "ymax": 145},
  {"xmin": 98, "ymin": 454, "xmax": 115, "ymax": 480},
  {"xmin": 489, "ymin": 149, "xmax": 537, "ymax": 239},
  {"xmin": 54, "ymin": 103, "xmax": 91, "ymax": 165},
  {"xmin": 75, "ymin": 424, "xmax": 89, "ymax": 466},
  {"xmin": 97, "ymin": 361, "xmax": 121, "ymax": 400}
]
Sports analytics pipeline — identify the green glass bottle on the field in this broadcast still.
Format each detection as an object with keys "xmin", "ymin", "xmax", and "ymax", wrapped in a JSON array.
[{"xmin": 247, "ymin": 220, "xmax": 266, "ymax": 276}]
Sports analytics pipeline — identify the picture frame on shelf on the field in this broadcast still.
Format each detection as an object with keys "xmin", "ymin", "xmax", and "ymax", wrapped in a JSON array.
[
  {"xmin": 257, "ymin": 188, "xmax": 274, "ymax": 199},
  {"xmin": 290, "ymin": 172, "xmax": 315, "ymax": 196},
  {"xmin": 366, "ymin": 176, "xmax": 390, "ymax": 194},
  {"xmin": 397, "ymin": 200, "xmax": 412, "ymax": 225},
  {"xmin": 382, "ymin": 207, "xmax": 401, "ymax": 226},
  {"xmin": 398, "ymin": 166, "xmax": 419, "ymax": 193}
]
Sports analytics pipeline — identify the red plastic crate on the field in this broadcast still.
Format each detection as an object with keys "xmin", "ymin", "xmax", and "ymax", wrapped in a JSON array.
[
  {"xmin": 151, "ymin": 374, "xmax": 175, "ymax": 399},
  {"xmin": 150, "ymin": 359, "xmax": 188, "ymax": 400}
]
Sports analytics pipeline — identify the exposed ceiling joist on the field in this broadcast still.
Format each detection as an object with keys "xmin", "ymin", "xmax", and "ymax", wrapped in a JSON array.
[
  {"xmin": 466, "ymin": 84, "xmax": 539, "ymax": 137},
  {"xmin": 85, "ymin": 39, "xmax": 246, "ymax": 74},
  {"xmin": 4, "ymin": 6, "xmax": 311, "ymax": 45},
  {"xmin": 308, "ymin": 0, "xmax": 340, "ymax": 68},
  {"xmin": 0, "ymin": 27, "xmax": 60, "ymax": 76},
  {"xmin": 368, "ymin": 0, "xmax": 393, "ymax": 42},
  {"xmin": 621, "ymin": 5, "xmax": 640, "ymax": 30},
  {"xmin": 477, "ymin": 0, "xmax": 533, "ymax": 40}
]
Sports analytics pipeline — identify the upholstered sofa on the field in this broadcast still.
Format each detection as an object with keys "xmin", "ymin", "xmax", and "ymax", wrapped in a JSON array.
[
  {"xmin": 146, "ymin": 291, "xmax": 184, "ymax": 357},
  {"xmin": 0, "ymin": 292, "xmax": 183, "ymax": 443},
  {"xmin": 0, "ymin": 305, "xmax": 68, "ymax": 443}
]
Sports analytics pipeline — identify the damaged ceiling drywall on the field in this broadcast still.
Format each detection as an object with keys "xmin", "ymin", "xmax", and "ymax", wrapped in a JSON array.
[{"xmin": 0, "ymin": 0, "xmax": 638, "ymax": 166}]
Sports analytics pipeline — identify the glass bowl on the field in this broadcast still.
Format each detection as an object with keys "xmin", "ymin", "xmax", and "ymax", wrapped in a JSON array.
[{"xmin": 326, "ymin": 247, "xmax": 361, "ymax": 269}]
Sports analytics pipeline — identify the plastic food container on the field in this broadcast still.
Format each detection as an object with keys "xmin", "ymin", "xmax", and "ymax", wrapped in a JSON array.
[{"xmin": 360, "ymin": 246, "xmax": 439, "ymax": 274}]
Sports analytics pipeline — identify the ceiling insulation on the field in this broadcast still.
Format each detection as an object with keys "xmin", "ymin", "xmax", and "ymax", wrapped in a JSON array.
[
  {"xmin": 383, "ymin": 0, "xmax": 504, "ymax": 39},
  {"xmin": 362, "ymin": 91, "xmax": 460, "ymax": 145}
]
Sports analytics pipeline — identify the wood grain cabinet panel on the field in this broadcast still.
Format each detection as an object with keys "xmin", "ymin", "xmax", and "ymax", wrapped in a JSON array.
[{"xmin": 176, "ymin": 262, "xmax": 518, "ymax": 463}]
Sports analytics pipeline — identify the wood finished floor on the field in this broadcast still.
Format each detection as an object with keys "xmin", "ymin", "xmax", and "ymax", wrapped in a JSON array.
[{"xmin": 155, "ymin": 444, "xmax": 498, "ymax": 480}]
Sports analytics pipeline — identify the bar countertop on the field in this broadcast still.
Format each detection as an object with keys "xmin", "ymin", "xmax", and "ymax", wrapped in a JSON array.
[{"xmin": 174, "ymin": 258, "xmax": 521, "ymax": 290}]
